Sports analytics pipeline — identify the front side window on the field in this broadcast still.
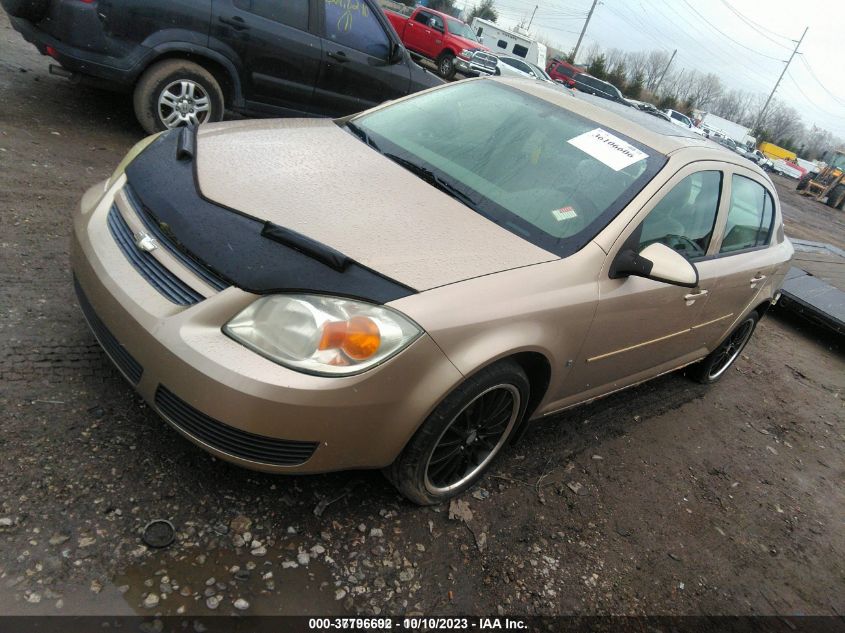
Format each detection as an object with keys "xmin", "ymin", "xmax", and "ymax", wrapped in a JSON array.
[
  {"xmin": 234, "ymin": 0, "xmax": 309, "ymax": 30},
  {"xmin": 351, "ymin": 81, "xmax": 664, "ymax": 256},
  {"xmin": 719, "ymin": 175, "xmax": 774, "ymax": 253},
  {"xmin": 638, "ymin": 171, "xmax": 722, "ymax": 260},
  {"xmin": 324, "ymin": 0, "xmax": 389, "ymax": 59}
]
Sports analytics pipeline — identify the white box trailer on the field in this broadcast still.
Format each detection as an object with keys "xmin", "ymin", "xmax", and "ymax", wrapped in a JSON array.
[
  {"xmin": 469, "ymin": 18, "xmax": 547, "ymax": 67},
  {"xmin": 699, "ymin": 112, "xmax": 756, "ymax": 149}
]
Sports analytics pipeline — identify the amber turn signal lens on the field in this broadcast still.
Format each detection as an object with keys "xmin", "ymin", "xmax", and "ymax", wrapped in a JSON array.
[{"xmin": 318, "ymin": 316, "xmax": 381, "ymax": 360}]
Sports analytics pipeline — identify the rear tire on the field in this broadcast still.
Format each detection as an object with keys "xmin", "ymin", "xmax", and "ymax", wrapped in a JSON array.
[
  {"xmin": 687, "ymin": 312, "xmax": 759, "ymax": 384},
  {"xmin": 133, "ymin": 59, "xmax": 224, "ymax": 134},
  {"xmin": 827, "ymin": 184, "xmax": 845, "ymax": 210},
  {"xmin": 437, "ymin": 52, "xmax": 456, "ymax": 80},
  {"xmin": 1, "ymin": 0, "xmax": 49, "ymax": 21},
  {"xmin": 384, "ymin": 360, "xmax": 529, "ymax": 505}
]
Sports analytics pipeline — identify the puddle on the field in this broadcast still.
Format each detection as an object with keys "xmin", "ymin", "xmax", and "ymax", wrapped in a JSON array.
[{"xmin": 113, "ymin": 543, "xmax": 347, "ymax": 615}]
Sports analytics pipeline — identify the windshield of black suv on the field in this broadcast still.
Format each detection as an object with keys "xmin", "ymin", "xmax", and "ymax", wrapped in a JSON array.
[
  {"xmin": 350, "ymin": 81, "xmax": 664, "ymax": 256},
  {"xmin": 447, "ymin": 18, "xmax": 479, "ymax": 41}
]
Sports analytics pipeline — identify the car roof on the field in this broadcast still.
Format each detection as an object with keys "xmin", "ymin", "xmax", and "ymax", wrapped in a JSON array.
[{"xmin": 492, "ymin": 77, "xmax": 715, "ymax": 155}]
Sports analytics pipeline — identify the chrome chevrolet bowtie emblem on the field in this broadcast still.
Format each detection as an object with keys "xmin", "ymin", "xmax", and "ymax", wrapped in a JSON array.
[{"xmin": 134, "ymin": 232, "xmax": 158, "ymax": 252}]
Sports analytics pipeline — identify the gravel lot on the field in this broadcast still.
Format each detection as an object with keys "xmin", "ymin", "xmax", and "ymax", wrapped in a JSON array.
[{"xmin": 1, "ymin": 12, "xmax": 843, "ymax": 617}]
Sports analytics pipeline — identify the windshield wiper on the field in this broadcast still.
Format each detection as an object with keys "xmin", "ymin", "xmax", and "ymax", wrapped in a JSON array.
[
  {"xmin": 346, "ymin": 121, "xmax": 380, "ymax": 152},
  {"xmin": 384, "ymin": 153, "xmax": 479, "ymax": 209}
]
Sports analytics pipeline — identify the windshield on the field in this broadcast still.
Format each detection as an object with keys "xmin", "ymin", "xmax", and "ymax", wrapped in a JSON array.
[
  {"xmin": 447, "ymin": 18, "xmax": 478, "ymax": 41},
  {"xmin": 350, "ymin": 81, "xmax": 664, "ymax": 256}
]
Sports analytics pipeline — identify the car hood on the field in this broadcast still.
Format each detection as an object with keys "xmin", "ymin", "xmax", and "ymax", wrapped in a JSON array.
[
  {"xmin": 454, "ymin": 36, "xmax": 487, "ymax": 52},
  {"xmin": 195, "ymin": 119, "xmax": 556, "ymax": 292}
]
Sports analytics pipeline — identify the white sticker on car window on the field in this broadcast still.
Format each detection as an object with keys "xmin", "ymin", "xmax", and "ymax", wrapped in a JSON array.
[
  {"xmin": 567, "ymin": 128, "xmax": 649, "ymax": 171},
  {"xmin": 552, "ymin": 206, "xmax": 577, "ymax": 221}
]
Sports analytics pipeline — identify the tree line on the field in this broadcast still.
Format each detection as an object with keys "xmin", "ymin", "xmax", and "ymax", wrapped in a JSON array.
[{"xmin": 546, "ymin": 42, "xmax": 842, "ymax": 161}]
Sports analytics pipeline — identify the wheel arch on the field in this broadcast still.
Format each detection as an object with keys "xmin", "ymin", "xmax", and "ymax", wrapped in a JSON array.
[{"xmin": 134, "ymin": 44, "xmax": 243, "ymax": 108}]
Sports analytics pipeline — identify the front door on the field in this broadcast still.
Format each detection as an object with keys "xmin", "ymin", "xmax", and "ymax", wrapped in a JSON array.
[
  {"xmin": 561, "ymin": 166, "xmax": 726, "ymax": 400},
  {"xmin": 312, "ymin": 0, "xmax": 409, "ymax": 116},
  {"xmin": 210, "ymin": 0, "xmax": 322, "ymax": 113}
]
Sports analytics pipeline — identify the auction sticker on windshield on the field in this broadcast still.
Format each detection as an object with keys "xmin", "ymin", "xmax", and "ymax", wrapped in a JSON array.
[{"xmin": 568, "ymin": 128, "xmax": 648, "ymax": 171}]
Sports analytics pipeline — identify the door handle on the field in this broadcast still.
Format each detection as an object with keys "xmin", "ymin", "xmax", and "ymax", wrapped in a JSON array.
[
  {"xmin": 327, "ymin": 51, "xmax": 349, "ymax": 63},
  {"xmin": 750, "ymin": 274, "xmax": 767, "ymax": 285},
  {"xmin": 219, "ymin": 15, "xmax": 249, "ymax": 30},
  {"xmin": 684, "ymin": 289, "xmax": 708, "ymax": 303}
]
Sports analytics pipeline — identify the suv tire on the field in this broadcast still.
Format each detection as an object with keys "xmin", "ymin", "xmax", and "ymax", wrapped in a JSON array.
[
  {"xmin": 687, "ymin": 312, "xmax": 759, "ymax": 384},
  {"xmin": 384, "ymin": 360, "xmax": 529, "ymax": 505},
  {"xmin": 133, "ymin": 59, "xmax": 224, "ymax": 134}
]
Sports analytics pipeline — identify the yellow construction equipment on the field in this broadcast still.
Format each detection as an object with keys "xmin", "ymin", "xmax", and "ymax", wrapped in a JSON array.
[{"xmin": 797, "ymin": 149, "xmax": 845, "ymax": 210}]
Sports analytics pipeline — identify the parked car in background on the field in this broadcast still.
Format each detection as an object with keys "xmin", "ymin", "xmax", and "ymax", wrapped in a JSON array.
[
  {"xmin": 2, "ymin": 0, "xmax": 443, "ymax": 133},
  {"xmin": 748, "ymin": 149, "xmax": 775, "ymax": 172},
  {"xmin": 385, "ymin": 6, "xmax": 486, "ymax": 79},
  {"xmin": 665, "ymin": 109, "xmax": 706, "ymax": 136},
  {"xmin": 572, "ymin": 73, "xmax": 630, "ymax": 105},
  {"xmin": 628, "ymin": 99, "xmax": 672, "ymax": 123},
  {"xmin": 546, "ymin": 58, "xmax": 582, "ymax": 87},
  {"xmin": 73, "ymin": 77, "xmax": 792, "ymax": 505},
  {"xmin": 495, "ymin": 55, "xmax": 554, "ymax": 83}
]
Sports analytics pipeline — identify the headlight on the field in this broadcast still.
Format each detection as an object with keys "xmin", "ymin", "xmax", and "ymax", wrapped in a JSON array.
[
  {"xmin": 106, "ymin": 132, "xmax": 162, "ymax": 189},
  {"xmin": 458, "ymin": 48, "xmax": 472, "ymax": 60},
  {"xmin": 223, "ymin": 294, "xmax": 423, "ymax": 376}
]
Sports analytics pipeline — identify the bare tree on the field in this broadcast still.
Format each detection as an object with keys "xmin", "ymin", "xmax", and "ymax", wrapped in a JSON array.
[
  {"xmin": 687, "ymin": 72, "xmax": 722, "ymax": 109},
  {"xmin": 643, "ymin": 50, "xmax": 671, "ymax": 93}
]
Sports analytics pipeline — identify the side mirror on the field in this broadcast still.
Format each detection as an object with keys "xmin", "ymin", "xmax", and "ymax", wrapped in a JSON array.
[
  {"xmin": 389, "ymin": 42, "xmax": 404, "ymax": 64},
  {"xmin": 611, "ymin": 243, "xmax": 699, "ymax": 288}
]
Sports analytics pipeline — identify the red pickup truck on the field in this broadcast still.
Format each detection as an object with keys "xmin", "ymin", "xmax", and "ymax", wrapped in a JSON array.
[{"xmin": 385, "ymin": 7, "xmax": 496, "ymax": 79}]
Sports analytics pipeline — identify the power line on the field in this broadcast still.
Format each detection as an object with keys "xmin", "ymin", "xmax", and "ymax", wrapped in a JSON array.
[
  {"xmin": 716, "ymin": 0, "xmax": 793, "ymax": 50},
  {"xmin": 797, "ymin": 55, "xmax": 845, "ymax": 107},
  {"xmin": 785, "ymin": 69, "xmax": 844, "ymax": 120},
  {"xmin": 678, "ymin": 0, "xmax": 785, "ymax": 61}
]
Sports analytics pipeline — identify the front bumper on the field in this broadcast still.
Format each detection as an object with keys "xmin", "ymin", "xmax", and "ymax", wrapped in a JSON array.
[
  {"xmin": 455, "ymin": 58, "xmax": 495, "ymax": 77},
  {"xmin": 71, "ymin": 178, "xmax": 464, "ymax": 473}
]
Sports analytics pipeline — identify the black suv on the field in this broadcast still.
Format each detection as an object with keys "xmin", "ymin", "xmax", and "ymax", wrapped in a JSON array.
[
  {"xmin": 572, "ymin": 73, "xmax": 630, "ymax": 106},
  {"xmin": 2, "ymin": 0, "xmax": 443, "ymax": 133}
]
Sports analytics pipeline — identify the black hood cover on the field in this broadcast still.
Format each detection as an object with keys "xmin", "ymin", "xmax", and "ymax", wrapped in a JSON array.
[{"xmin": 124, "ymin": 128, "xmax": 415, "ymax": 304}]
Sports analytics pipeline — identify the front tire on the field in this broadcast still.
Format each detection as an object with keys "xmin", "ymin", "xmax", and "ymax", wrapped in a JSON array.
[
  {"xmin": 133, "ymin": 59, "xmax": 224, "ymax": 134},
  {"xmin": 827, "ymin": 184, "xmax": 845, "ymax": 210},
  {"xmin": 687, "ymin": 312, "xmax": 759, "ymax": 384},
  {"xmin": 384, "ymin": 360, "xmax": 529, "ymax": 505},
  {"xmin": 796, "ymin": 174, "xmax": 812, "ymax": 191},
  {"xmin": 437, "ymin": 52, "xmax": 456, "ymax": 80}
]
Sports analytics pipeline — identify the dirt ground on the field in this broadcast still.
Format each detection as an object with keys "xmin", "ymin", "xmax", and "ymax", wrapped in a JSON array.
[{"xmin": 1, "ymin": 12, "xmax": 843, "ymax": 618}]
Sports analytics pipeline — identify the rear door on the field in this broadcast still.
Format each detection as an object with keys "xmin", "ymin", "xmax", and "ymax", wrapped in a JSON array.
[
  {"xmin": 210, "ymin": 0, "xmax": 321, "ymax": 113},
  {"xmin": 689, "ymin": 167, "xmax": 781, "ymax": 348},
  {"xmin": 312, "ymin": 0, "xmax": 410, "ymax": 116}
]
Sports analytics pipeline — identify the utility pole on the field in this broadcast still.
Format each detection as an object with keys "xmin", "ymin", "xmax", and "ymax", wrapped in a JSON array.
[
  {"xmin": 526, "ymin": 4, "xmax": 538, "ymax": 30},
  {"xmin": 653, "ymin": 49, "xmax": 676, "ymax": 94},
  {"xmin": 753, "ymin": 26, "xmax": 808, "ymax": 135},
  {"xmin": 571, "ymin": 0, "xmax": 598, "ymax": 63}
]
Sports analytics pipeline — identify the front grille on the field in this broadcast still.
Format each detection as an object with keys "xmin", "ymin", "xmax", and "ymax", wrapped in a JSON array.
[
  {"xmin": 155, "ymin": 386, "xmax": 319, "ymax": 467},
  {"xmin": 124, "ymin": 185, "xmax": 229, "ymax": 292},
  {"xmin": 473, "ymin": 52, "xmax": 498, "ymax": 68},
  {"xmin": 74, "ymin": 276, "xmax": 143, "ymax": 385},
  {"xmin": 107, "ymin": 205, "xmax": 204, "ymax": 306}
]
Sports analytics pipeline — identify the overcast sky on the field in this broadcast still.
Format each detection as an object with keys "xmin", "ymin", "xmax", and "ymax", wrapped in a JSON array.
[{"xmin": 480, "ymin": 0, "xmax": 844, "ymax": 138}]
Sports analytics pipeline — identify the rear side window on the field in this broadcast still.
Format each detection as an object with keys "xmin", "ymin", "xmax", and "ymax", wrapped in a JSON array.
[
  {"xmin": 234, "ymin": 0, "xmax": 308, "ymax": 30},
  {"xmin": 324, "ymin": 0, "xmax": 390, "ymax": 59},
  {"xmin": 638, "ymin": 171, "xmax": 722, "ymax": 260},
  {"xmin": 512, "ymin": 44, "xmax": 528, "ymax": 58},
  {"xmin": 719, "ymin": 175, "xmax": 774, "ymax": 253}
]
